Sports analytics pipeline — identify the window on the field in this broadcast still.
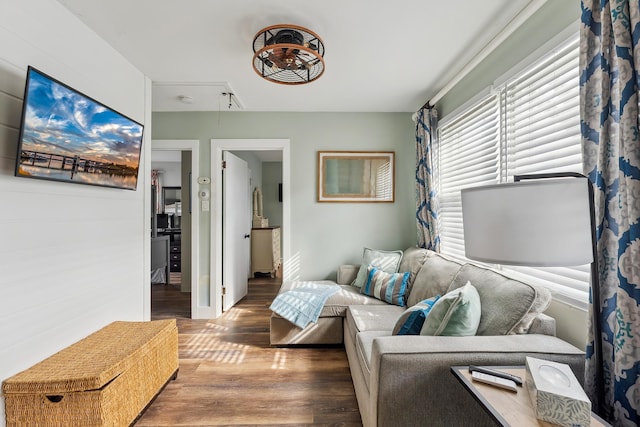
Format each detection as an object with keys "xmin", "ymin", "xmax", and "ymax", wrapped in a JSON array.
[
  {"xmin": 504, "ymin": 35, "xmax": 582, "ymax": 179},
  {"xmin": 439, "ymin": 94, "xmax": 500, "ymax": 259},
  {"xmin": 438, "ymin": 33, "xmax": 588, "ymax": 307}
]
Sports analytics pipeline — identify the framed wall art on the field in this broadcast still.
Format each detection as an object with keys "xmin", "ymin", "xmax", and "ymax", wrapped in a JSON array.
[{"xmin": 317, "ymin": 151, "xmax": 395, "ymax": 203}]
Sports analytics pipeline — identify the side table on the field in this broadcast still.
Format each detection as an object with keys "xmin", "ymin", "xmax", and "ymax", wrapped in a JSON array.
[{"xmin": 450, "ymin": 366, "xmax": 610, "ymax": 427}]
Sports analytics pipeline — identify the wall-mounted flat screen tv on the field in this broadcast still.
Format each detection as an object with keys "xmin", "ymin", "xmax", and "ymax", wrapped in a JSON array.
[{"xmin": 15, "ymin": 66, "xmax": 144, "ymax": 190}]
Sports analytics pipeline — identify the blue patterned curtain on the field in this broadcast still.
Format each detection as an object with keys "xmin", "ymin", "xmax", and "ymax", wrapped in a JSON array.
[
  {"xmin": 580, "ymin": 1, "xmax": 640, "ymax": 425},
  {"xmin": 415, "ymin": 107, "xmax": 440, "ymax": 251}
]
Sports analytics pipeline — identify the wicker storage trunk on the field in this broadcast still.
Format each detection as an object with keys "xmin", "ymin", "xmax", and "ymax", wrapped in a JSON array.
[{"xmin": 3, "ymin": 319, "xmax": 178, "ymax": 427}]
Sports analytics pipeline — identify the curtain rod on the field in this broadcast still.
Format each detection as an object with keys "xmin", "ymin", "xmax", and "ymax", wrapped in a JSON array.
[{"xmin": 423, "ymin": 0, "xmax": 548, "ymax": 108}]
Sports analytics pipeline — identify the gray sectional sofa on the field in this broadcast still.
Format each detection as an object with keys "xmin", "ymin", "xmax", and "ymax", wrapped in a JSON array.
[{"xmin": 270, "ymin": 247, "xmax": 586, "ymax": 427}]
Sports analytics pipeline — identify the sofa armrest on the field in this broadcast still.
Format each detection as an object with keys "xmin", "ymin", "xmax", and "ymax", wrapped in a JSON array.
[
  {"xmin": 337, "ymin": 264, "xmax": 359, "ymax": 285},
  {"xmin": 528, "ymin": 312, "xmax": 556, "ymax": 336},
  {"xmin": 369, "ymin": 334, "xmax": 584, "ymax": 427}
]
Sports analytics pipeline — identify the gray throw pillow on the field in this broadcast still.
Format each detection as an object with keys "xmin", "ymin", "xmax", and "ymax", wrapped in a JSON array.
[
  {"xmin": 447, "ymin": 264, "xmax": 550, "ymax": 335},
  {"xmin": 397, "ymin": 246, "xmax": 431, "ymax": 286},
  {"xmin": 406, "ymin": 253, "xmax": 463, "ymax": 307},
  {"xmin": 351, "ymin": 247, "xmax": 403, "ymax": 288}
]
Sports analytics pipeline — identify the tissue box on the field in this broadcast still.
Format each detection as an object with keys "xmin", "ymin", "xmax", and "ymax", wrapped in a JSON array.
[{"xmin": 525, "ymin": 357, "xmax": 591, "ymax": 427}]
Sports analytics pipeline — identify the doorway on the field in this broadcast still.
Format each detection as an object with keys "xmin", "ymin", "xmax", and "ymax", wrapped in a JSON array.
[
  {"xmin": 222, "ymin": 151, "xmax": 252, "ymax": 311},
  {"xmin": 151, "ymin": 140, "xmax": 200, "ymax": 318},
  {"xmin": 211, "ymin": 139, "xmax": 291, "ymax": 317}
]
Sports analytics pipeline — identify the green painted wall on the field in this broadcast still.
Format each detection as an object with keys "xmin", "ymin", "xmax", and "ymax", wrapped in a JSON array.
[
  {"xmin": 152, "ymin": 111, "xmax": 416, "ymax": 281},
  {"xmin": 262, "ymin": 162, "xmax": 283, "ymax": 229}
]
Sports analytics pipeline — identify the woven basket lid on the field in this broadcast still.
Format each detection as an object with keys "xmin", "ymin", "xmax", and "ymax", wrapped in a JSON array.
[{"xmin": 2, "ymin": 319, "xmax": 176, "ymax": 394}]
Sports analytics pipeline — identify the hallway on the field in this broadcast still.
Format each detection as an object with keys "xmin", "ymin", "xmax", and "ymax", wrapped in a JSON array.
[{"xmin": 141, "ymin": 277, "xmax": 362, "ymax": 426}]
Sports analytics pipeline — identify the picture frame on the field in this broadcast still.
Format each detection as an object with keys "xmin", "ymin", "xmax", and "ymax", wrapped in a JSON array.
[{"xmin": 317, "ymin": 151, "xmax": 395, "ymax": 203}]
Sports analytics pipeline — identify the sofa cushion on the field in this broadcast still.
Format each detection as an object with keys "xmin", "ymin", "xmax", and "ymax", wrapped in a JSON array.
[
  {"xmin": 355, "ymin": 331, "xmax": 390, "ymax": 392},
  {"xmin": 447, "ymin": 264, "xmax": 551, "ymax": 335},
  {"xmin": 352, "ymin": 248, "xmax": 403, "ymax": 288},
  {"xmin": 421, "ymin": 282, "xmax": 481, "ymax": 336},
  {"xmin": 406, "ymin": 253, "xmax": 463, "ymax": 307},
  {"xmin": 274, "ymin": 281, "xmax": 387, "ymax": 319},
  {"xmin": 346, "ymin": 305, "xmax": 405, "ymax": 335},
  {"xmin": 360, "ymin": 266, "xmax": 410, "ymax": 306},
  {"xmin": 397, "ymin": 246, "xmax": 431, "ymax": 286},
  {"xmin": 392, "ymin": 296, "xmax": 440, "ymax": 335}
]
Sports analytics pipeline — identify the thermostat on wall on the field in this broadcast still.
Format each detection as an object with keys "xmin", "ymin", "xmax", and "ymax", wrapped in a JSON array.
[{"xmin": 197, "ymin": 176, "xmax": 211, "ymax": 184}]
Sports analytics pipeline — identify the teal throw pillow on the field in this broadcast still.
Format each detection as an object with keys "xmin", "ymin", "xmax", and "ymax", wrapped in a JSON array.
[
  {"xmin": 392, "ymin": 296, "xmax": 441, "ymax": 335},
  {"xmin": 360, "ymin": 266, "xmax": 410, "ymax": 307},
  {"xmin": 352, "ymin": 247, "xmax": 403, "ymax": 288},
  {"xmin": 420, "ymin": 282, "xmax": 481, "ymax": 336}
]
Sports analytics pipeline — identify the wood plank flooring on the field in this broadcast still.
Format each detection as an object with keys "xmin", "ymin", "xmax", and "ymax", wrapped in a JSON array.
[{"xmin": 139, "ymin": 277, "xmax": 362, "ymax": 426}]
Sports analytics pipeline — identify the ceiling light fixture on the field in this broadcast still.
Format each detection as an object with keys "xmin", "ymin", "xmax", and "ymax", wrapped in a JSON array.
[{"xmin": 252, "ymin": 24, "xmax": 325, "ymax": 85}]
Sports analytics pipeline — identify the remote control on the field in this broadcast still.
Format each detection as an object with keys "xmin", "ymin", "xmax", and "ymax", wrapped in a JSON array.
[
  {"xmin": 468, "ymin": 365, "xmax": 523, "ymax": 386},
  {"xmin": 471, "ymin": 371, "xmax": 518, "ymax": 392}
]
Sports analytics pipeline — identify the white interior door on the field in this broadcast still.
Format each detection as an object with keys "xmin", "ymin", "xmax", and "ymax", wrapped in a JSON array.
[{"xmin": 222, "ymin": 152, "xmax": 251, "ymax": 311}]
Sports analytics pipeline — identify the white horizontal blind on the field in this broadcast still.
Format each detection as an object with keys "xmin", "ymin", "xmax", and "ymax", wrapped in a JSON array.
[
  {"xmin": 438, "ymin": 33, "xmax": 589, "ymax": 307},
  {"xmin": 505, "ymin": 35, "xmax": 582, "ymax": 178},
  {"xmin": 439, "ymin": 94, "xmax": 500, "ymax": 259},
  {"xmin": 502, "ymin": 34, "xmax": 589, "ymax": 306}
]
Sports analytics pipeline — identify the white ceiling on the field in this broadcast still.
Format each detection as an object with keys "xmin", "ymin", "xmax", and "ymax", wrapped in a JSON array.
[{"xmin": 57, "ymin": 0, "xmax": 532, "ymax": 113}]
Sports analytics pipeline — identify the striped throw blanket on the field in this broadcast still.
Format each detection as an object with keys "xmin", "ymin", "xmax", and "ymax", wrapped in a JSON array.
[{"xmin": 269, "ymin": 282, "xmax": 340, "ymax": 329}]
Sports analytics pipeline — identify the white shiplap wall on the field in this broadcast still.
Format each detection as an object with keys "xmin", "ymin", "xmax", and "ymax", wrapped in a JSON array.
[{"xmin": 0, "ymin": 0, "xmax": 150, "ymax": 423}]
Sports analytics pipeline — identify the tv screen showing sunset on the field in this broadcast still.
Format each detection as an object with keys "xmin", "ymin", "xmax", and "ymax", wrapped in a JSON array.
[{"xmin": 16, "ymin": 67, "xmax": 144, "ymax": 190}]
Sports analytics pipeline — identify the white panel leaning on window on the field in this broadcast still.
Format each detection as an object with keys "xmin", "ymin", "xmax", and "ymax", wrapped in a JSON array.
[{"xmin": 437, "ymin": 31, "xmax": 589, "ymax": 308}]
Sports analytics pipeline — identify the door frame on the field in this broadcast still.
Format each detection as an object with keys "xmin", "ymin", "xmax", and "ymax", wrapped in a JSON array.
[
  {"xmin": 211, "ymin": 139, "xmax": 291, "ymax": 318},
  {"xmin": 151, "ymin": 139, "xmax": 201, "ymax": 318}
]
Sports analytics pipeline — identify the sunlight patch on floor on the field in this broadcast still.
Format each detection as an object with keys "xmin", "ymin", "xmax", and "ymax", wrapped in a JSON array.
[
  {"xmin": 220, "ymin": 308, "xmax": 242, "ymax": 320},
  {"xmin": 183, "ymin": 333, "xmax": 249, "ymax": 364},
  {"xmin": 203, "ymin": 322, "xmax": 229, "ymax": 332},
  {"xmin": 271, "ymin": 349, "xmax": 288, "ymax": 370}
]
